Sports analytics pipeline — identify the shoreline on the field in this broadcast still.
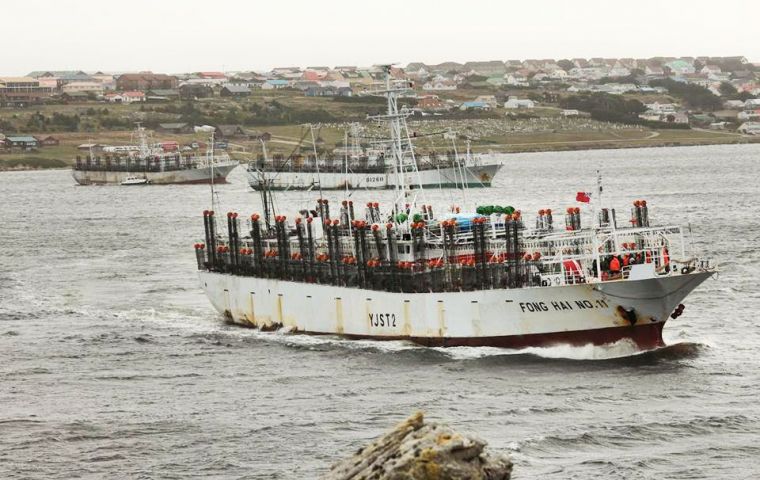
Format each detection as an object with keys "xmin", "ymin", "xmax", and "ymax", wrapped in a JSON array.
[
  {"xmin": 487, "ymin": 135, "xmax": 760, "ymax": 154},
  {"xmin": 2, "ymin": 135, "xmax": 758, "ymax": 172}
]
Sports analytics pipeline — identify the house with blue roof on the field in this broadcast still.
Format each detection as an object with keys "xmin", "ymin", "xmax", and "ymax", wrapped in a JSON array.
[
  {"xmin": 262, "ymin": 79, "xmax": 291, "ymax": 90},
  {"xmin": 459, "ymin": 101, "xmax": 491, "ymax": 111}
]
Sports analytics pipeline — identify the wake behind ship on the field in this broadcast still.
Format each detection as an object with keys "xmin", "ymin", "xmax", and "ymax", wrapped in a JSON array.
[
  {"xmin": 194, "ymin": 66, "xmax": 715, "ymax": 351},
  {"xmin": 72, "ymin": 125, "xmax": 238, "ymax": 185}
]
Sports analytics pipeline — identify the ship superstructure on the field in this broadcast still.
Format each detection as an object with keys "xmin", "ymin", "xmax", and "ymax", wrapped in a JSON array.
[
  {"xmin": 195, "ymin": 67, "xmax": 714, "ymax": 350},
  {"xmin": 72, "ymin": 125, "xmax": 239, "ymax": 185}
]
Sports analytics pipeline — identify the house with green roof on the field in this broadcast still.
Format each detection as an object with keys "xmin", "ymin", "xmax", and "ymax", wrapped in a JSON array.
[
  {"xmin": 665, "ymin": 59, "xmax": 696, "ymax": 75},
  {"xmin": 486, "ymin": 76, "xmax": 506, "ymax": 87},
  {"xmin": 5, "ymin": 135, "xmax": 39, "ymax": 150}
]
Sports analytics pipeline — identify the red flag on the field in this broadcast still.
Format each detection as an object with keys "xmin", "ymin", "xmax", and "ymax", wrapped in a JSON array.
[{"xmin": 576, "ymin": 191, "xmax": 591, "ymax": 203}]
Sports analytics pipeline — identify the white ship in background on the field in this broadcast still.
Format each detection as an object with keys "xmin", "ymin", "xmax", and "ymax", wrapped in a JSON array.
[
  {"xmin": 72, "ymin": 125, "xmax": 238, "ymax": 185},
  {"xmin": 246, "ymin": 147, "xmax": 502, "ymax": 191},
  {"xmin": 195, "ymin": 66, "xmax": 715, "ymax": 350},
  {"xmin": 246, "ymin": 113, "xmax": 502, "ymax": 191}
]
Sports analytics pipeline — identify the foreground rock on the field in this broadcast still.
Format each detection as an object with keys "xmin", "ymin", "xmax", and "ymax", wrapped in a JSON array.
[{"xmin": 322, "ymin": 412, "xmax": 512, "ymax": 480}]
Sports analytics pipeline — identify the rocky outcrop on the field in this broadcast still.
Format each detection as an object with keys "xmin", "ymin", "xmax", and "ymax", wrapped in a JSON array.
[{"xmin": 322, "ymin": 412, "xmax": 512, "ymax": 480}]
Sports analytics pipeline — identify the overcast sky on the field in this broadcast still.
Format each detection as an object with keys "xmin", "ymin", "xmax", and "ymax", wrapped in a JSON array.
[{"xmin": 4, "ymin": 0, "xmax": 758, "ymax": 75}]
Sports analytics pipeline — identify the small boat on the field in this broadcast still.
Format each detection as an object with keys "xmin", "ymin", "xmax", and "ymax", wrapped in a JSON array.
[{"xmin": 121, "ymin": 176, "xmax": 150, "ymax": 185}]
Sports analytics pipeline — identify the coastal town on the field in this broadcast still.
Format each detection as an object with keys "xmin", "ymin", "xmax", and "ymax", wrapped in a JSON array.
[{"xmin": 1, "ymin": 55, "xmax": 759, "ymax": 169}]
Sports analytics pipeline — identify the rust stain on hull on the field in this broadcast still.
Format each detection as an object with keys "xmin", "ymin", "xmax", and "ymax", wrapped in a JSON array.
[
  {"xmin": 402, "ymin": 301, "xmax": 412, "ymax": 336},
  {"xmin": 335, "ymin": 297, "xmax": 344, "ymax": 335}
]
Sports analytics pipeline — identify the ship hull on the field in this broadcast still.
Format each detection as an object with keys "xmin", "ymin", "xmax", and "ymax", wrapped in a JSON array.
[
  {"xmin": 198, "ymin": 270, "xmax": 712, "ymax": 350},
  {"xmin": 247, "ymin": 164, "xmax": 502, "ymax": 190},
  {"xmin": 72, "ymin": 162, "xmax": 239, "ymax": 185}
]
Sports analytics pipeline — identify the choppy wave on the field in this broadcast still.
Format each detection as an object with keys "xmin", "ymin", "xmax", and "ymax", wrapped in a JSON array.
[
  {"xmin": 435, "ymin": 339, "xmax": 645, "ymax": 361},
  {"xmin": 173, "ymin": 316, "xmax": 711, "ymax": 362},
  {"xmin": 5, "ymin": 148, "xmax": 760, "ymax": 480}
]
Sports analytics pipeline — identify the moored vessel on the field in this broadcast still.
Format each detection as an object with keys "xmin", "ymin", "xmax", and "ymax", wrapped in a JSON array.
[
  {"xmin": 72, "ymin": 125, "xmax": 239, "ymax": 185},
  {"xmin": 247, "ymin": 102, "xmax": 502, "ymax": 192},
  {"xmin": 246, "ymin": 148, "xmax": 502, "ymax": 191}
]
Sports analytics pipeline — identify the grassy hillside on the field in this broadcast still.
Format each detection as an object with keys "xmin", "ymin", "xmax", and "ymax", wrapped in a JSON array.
[{"xmin": 1, "ymin": 88, "xmax": 758, "ymax": 171}]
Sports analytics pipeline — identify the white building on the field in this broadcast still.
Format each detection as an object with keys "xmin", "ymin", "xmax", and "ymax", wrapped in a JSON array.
[
  {"xmin": 91, "ymin": 73, "xmax": 116, "ymax": 90},
  {"xmin": 737, "ymin": 111, "xmax": 760, "ymax": 121},
  {"xmin": 504, "ymin": 74, "xmax": 529, "ymax": 86},
  {"xmin": 568, "ymin": 67, "xmax": 608, "ymax": 80},
  {"xmin": 724, "ymin": 100, "xmax": 745, "ymax": 109},
  {"xmin": 504, "ymin": 96, "xmax": 535, "ymax": 109},
  {"xmin": 608, "ymin": 66, "xmax": 631, "ymax": 77},
  {"xmin": 548, "ymin": 69, "xmax": 568, "ymax": 80},
  {"xmin": 645, "ymin": 102, "xmax": 678, "ymax": 114},
  {"xmin": 61, "ymin": 81, "xmax": 104, "ymax": 94},
  {"xmin": 422, "ymin": 80, "xmax": 457, "ymax": 91},
  {"xmin": 700, "ymin": 65, "xmax": 722, "ymax": 75},
  {"xmin": 738, "ymin": 122, "xmax": 760, "ymax": 134},
  {"xmin": 474, "ymin": 95, "xmax": 498, "ymax": 108},
  {"xmin": 103, "ymin": 91, "xmax": 145, "ymax": 104}
]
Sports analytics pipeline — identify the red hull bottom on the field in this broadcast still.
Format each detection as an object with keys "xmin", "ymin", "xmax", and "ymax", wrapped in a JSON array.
[
  {"xmin": 170, "ymin": 178, "xmax": 230, "ymax": 185},
  {"xmin": 78, "ymin": 178, "xmax": 229, "ymax": 186},
  {"xmin": 297, "ymin": 322, "xmax": 666, "ymax": 351}
]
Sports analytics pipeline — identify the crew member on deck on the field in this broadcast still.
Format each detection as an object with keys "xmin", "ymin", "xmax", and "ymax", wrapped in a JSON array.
[
  {"xmin": 660, "ymin": 247, "xmax": 671, "ymax": 273},
  {"xmin": 609, "ymin": 256, "xmax": 621, "ymax": 278}
]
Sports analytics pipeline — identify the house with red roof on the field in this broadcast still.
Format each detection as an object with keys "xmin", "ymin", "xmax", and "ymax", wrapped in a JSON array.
[
  {"xmin": 121, "ymin": 91, "xmax": 145, "ymax": 103},
  {"xmin": 302, "ymin": 70, "xmax": 328, "ymax": 81},
  {"xmin": 416, "ymin": 94, "xmax": 448, "ymax": 111},
  {"xmin": 183, "ymin": 72, "xmax": 228, "ymax": 86},
  {"xmin": 198, "ymin": 72, "xmax": 226, "ymax": 79}
]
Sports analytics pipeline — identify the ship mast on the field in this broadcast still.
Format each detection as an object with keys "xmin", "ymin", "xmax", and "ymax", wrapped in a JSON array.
[
  {"xmin": 258, "ymin": 138, "xmax": 276, "ymax": 231},
  {"xmin": 135, "ymin": 122, "xmax": 151, "ymax": 159},
  {"xmin": 309, "ymin": 124, "xmax": 324, "ymax": 201},
  {"xmin": 367, "ymin": 65, "xmax": 425, "ymax": 217},
  {"xmin": 344, "ymin": 128, "xmax": 349, "ymax": 199},
  {"xmin": 209, "ymin": 131, "xmax": 217, "ymax": 213},
  {"xmin": 591, "ymin": 169, "xmax": 603, "ymax": 281},
  {"xmin": 446, "ymin": 130, "xmax": 468, "ymax": 209}
]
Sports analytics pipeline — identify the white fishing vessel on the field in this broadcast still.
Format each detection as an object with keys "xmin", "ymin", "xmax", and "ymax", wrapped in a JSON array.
[
  {"xmin": 72, "ymin": 125, "xmax": 239, "ymax": 185},
  {"xmin": 247, "ymin": 158, "xmax": 501, "ymax": 191},
  {"xmin": 246, "ymin": 120, "xmax": 502, "ymax": 191},
  {"xmin": 194, "ymin": 66, "xmax": 715, "ymax": 350}
]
